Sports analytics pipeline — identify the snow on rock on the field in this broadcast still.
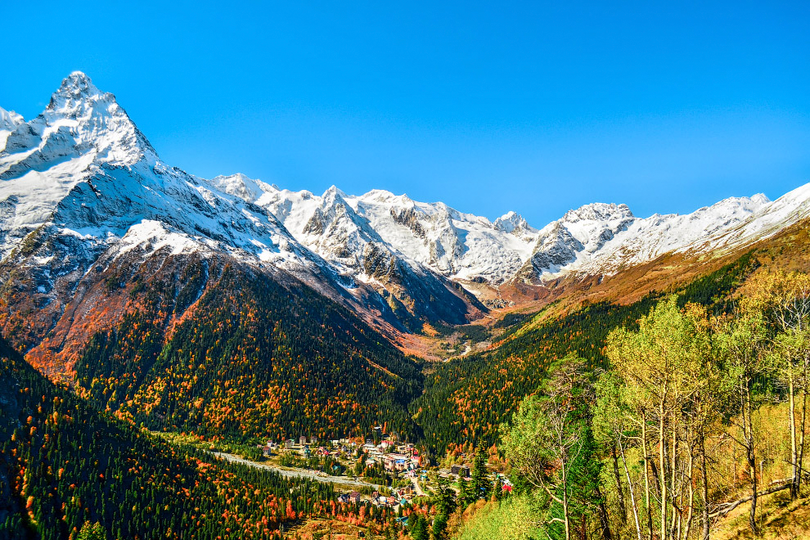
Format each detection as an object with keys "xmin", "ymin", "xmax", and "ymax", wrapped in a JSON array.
[
  {"xmin": 528, "ymin": 196, "xmax": 772, "ymax": 281},
  {"xmin": 260, "ymin": 187, "xmax": 540, "ymax": 284},
  {"xmin": 207, "ymin": 173, "xmax": 275, "ymax": 203},
  {"xmin": 0, "ymin": 106, "xmax": 24, "ymax": 151},
  {"xmin": 1, "ymin": 71, "xmax": 157, "ymax": 179},
  {"xmin": 257, "ymin": 180, "xmax": 804, "ymax": 288}
]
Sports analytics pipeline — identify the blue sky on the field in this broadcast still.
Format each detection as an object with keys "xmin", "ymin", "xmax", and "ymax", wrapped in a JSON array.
[{"xmin": 2, "ymin": 1, "xmax": 808, "ymax": 226}]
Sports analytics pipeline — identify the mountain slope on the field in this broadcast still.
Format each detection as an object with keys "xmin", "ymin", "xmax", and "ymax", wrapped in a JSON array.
[
  {"xmin": 73, "ymin": 258, "xmax": 424, "ymax": 440},
  {"xmin": 413, "ymin": 251, "xmax": 759, "ymax": 453},
  {"xmin": 0, "ymin": 72, "xmax": 483, "ymax": 356},
  {"xmin": 215, "ymin": 179, "xmax": 487, "ymax": 327}
]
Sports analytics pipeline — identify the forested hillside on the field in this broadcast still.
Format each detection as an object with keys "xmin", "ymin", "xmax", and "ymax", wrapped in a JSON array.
[
  {"xmin": 0, "ymin": 336, "xmax": 400, "ymax": 539},
  {"xmin": 73, "ymin": 261, "xmax": 424, "ymax": 443},
  {"xmin": 457, "ymin": 267, "xmax": 810, "ymax": 540},
  {"xmin": 412, "ymin": 253, "xmax": 758, "ymax": 455}
]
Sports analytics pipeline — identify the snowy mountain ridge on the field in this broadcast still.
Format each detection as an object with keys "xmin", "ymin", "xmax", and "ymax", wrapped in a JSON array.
[
  {"xmin": 1, "ymin": 71, "xmax": 808, "ymax": 329},
  {"xmin": 225, "ymin": 175, "xmax": 780, "ymax": 287},
  {"xmin": 0, "ymin": 72, "xmax": 318, "ymax": 273}
]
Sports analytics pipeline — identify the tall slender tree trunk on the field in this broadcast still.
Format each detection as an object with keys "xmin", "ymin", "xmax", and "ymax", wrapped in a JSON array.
[
  {"xmin": 660, "ymin": 399, "xmax": 668, "ymax": 540},
  {"xmin": 790, "ymin": 372, "xmax": 798, "ymax": 500},
  {"xmin": 670, "ymin": 416, "xmax": 678, "ymax": 540},
  {"xmin": 799, "ymin": 379, "xmax": 808, "ymax": 494},
  {"xmin": 745, "ymin": 383, "xmax": 758, "ymax": 536},
  {"xmin": 619, "ymin": 439, "xmax": 643, "ymax": 540},
  {"xmin": 683, "ymin": 439, "xmax": 695, "ymax": 540},
  {"xmin": 595, "ymin": 484, "xmax": 614, "ymax": 540},
  {"xmin": 700, "ymin": 433, "xmax": 711, "ymax": 540},
  {"xmin": 642, "ymin": 419, "xmax": 654, "ymax": 540},
  {"xmin": 559, "ymin": 448, "xmax": 571, "ymax": 540},
  {"xmin": 613, "ymin": 446, "xmax": 627, "ymax": 525},
  {"xmin": 581, "ymin": 514, "xmax": 589, "ymax": 540}
]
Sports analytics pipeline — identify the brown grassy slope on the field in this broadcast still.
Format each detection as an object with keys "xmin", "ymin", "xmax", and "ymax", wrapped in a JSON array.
[{"xmin": 713, "ymin": 491, "xmax": 810, "ymax": 540}]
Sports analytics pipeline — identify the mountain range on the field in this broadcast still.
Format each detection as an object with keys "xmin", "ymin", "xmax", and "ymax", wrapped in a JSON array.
[{"xmin": 1, "ymin": 72, "xmax": 809, "ymax": 417}]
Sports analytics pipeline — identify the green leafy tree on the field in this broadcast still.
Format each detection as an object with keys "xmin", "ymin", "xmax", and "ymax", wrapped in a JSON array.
[
  {"xmin": 747, "ymin": 270, "xmax": 810, "ymax": 500},
  {"xmin": 605, "ymin": 297, "xmax": 713, "ymax": 540},
  {"xmin": 715, "ymin": 304, "xmax": 771, "ymax": 535},
  {"xmin": 502, "ymin": 355, "xmax": 595, "ymax": 540}
]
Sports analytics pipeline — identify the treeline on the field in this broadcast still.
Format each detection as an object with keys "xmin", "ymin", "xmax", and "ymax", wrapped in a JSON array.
[
  {"xmin": 76, "ymin": 263, "xmax": 424, "ymax": 443},
  {"xmin": 413, "ymin": 254, "xmax": 757, "ymax": 455},
  {"xmin": 477, "ymin": 269, "xmax": 810, "ymax": 539},
  {"xmin": 0, "ymin": 337, "xmax": 398, "ymax": 539}
]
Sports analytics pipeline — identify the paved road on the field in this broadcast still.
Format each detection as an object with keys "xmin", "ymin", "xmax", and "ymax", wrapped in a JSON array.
[{"xmin": 212, "ymin": 452, "xmax": 383, "ymax": 490}]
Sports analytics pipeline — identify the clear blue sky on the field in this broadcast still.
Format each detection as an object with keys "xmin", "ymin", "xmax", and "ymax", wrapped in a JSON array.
[{"xmin": 2, "ymin": 1, "xmax": 808, "ymax": 227}]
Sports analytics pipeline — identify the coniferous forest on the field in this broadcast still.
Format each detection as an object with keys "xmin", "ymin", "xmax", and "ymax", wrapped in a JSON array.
[
  {"xmin": 74, "ymin": 262, "xmax": 424, "ymax": 443},
  {"xmin": 0, "ymin": 337, "xmax": 400, "ymax": 540}
]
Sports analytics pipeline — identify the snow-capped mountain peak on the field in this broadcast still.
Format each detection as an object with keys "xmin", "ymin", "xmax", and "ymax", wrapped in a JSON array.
[
  {"xmin": 358, "ymin": 189, "xmax": 415, "ymax": 207},
  {"xmin": 47, "ymin": 71, "xmax": 105, "ymax": 110},
  {"xmin": 207, "ymin": 173, "xmax": 274, "ymax": 202},
  {"xmin": 562, "ymin": 202, "xmax": 633, "ymax": 223},
  {"xmin": 750, "ymin": 193, "xmax": 770, "ymax": 205},
  {"xmin": 493, "ymin": 211, "xmax": 536, "ymax": 235},
  {"xmin": 323, "ymin": 185, "xmax": 351, "ymax": 205},
  {"xmin": 2, "ymin": 71, "xmax": 157, "ymax": 178}
]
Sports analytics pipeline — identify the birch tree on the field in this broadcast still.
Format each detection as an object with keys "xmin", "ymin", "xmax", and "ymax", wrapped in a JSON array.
[
  {"xmin": 714, "ymin": 308, "xmax": 769, "ymax": 535},
  {"xmin": 746, "ymin": 270, "xmax": 810, "ymax": 500},
  {"xmin": 604, "ymin": 297, "xmax": 713, "ymax": 540}
]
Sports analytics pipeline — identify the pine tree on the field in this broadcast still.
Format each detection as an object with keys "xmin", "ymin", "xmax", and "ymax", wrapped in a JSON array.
[
  {"xmin": 470, "ymin": 451, "xmax": 488, "ymax": 501},
  {"xmin": 411, "ymin": 516, "xmax": 429, "ymax": 540}
]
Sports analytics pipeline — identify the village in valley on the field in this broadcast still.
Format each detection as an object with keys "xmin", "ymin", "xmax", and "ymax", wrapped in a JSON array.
[{"xmin": 254, "ymin": 426, "xmax": 512, "ymax": 512}]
